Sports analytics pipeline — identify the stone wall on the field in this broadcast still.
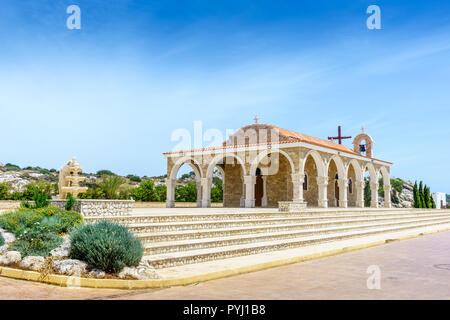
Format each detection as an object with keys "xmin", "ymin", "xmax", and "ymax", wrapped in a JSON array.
[
  {"xmin": 327, "ymin": 160, "xmax": 338, "ymax": 207},
  {"xmin": 264, "ymin": 154, "xmax": 293, "ymax": 207},
  {"xmin": 223, "ymin": 163, "xmax": 243, "ymax": 207},
  {"xmin": 304, "ymin": 156, "xmax": 318, "ymax": 207},
  {"xmin": 51, "ymin": 199, "xmax": 134, "ymax": 216}
]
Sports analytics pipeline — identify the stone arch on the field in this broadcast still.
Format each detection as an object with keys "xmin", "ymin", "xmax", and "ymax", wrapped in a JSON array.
[
  {"xmin": 347, "ymin": 159, "xmax": 363, "ymax": 182},
  {"xmin": 250, "ymin": 149, "xmax": 295, "ymax": 176},
  {"xmin": 207, "ymin": 153, "xmax": 247, "ymax": 178},
  {"xmin": 363, "ymin": 162, "xmax": 377, "ymax": 182},
  {"xmin": 169, "ymin": 156, "xmax": 203, "ymax": 181},
  {"xmin": 326, "ymin": 155, "xmax": 346, "ymax": 179},
  {"xmin": 167, "ymin": 156, "xmax": 203, "ymax": 208},
  {"xmin": 302, "ymin": 150, "xmax": 326, "ymax": 177},
  {"xmin": 353, "ymin": 133, "xmax": 374, "ymax": 158},
  {"xmin": 378, "ymin": 166, "xmax": 390, "ymax": 183}
]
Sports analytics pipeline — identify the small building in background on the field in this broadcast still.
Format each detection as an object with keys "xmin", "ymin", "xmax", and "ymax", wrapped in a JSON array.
[{"xmin": 431, "ymin": 192, "xmax": 447, "ymax": 209}]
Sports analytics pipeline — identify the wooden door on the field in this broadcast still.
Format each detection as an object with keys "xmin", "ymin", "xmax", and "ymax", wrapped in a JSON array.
[
  {"xmin": 335, "ymin": 180, "xmax": 340, "ymax": 206},
  {"xmin": 254, "ymin": 174, "xmax": 263, "ymax": 207}
]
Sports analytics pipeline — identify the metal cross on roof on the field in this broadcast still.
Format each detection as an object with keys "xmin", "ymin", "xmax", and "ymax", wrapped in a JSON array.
[
  {"xmin": 253, "ymin": 115, "xmax": 259, "ymax": 123},
  {"xmin": 328, "ymin": 126, "xmax": 352, "ymax": 144}
]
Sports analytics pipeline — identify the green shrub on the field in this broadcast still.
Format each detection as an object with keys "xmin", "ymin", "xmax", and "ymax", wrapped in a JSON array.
[
  {"xmin": 10, "ymin": 223, "xmax": 63, "ymax": 257},
  {"xmin": 96, "ymin": 170, "xmax": 116, "ymax": 177},
  {"xmin": 21, "ymin": 191, "xmax": 50, "ymax": 209},
  {"xmin": 127, "ymin": 175, "xmax": 142, "ymax": 183},
  {"xmin": 0, "ymin": 206, "xmax": 83, "ymax": 236},
  {"xmin": 0, "ymin": 182, "xmax": 10, "ymax": 200},
  {"xmin": 4, "ymin": 163, "xmax": 21, "ymax": 171},
  {"xmin": 78, "ymin": 187, "xmax": 105, "ymax": 199},
  {"xmin": 131, "ymin": 180, "xmax": 160, "ymax": 202},
  {"xmin": 70, "ymin": 221, "xmax": 144, "ymax": 273},
  {"xmin": 23, "ymin": 181, "xmax": 53, "ymax": 200},
  {"xmin": 0, "ymin": 232, "xmax": 4, "ymax": 246},
  {"xmin": 65, "ymin": 193, "xmax": 76, "ymax": 211}
]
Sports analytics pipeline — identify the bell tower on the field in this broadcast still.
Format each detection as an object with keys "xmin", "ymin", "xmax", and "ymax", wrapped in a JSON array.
[{"xmin": 352, "ymin": 127, "xmax": 374, "ymax": 158}]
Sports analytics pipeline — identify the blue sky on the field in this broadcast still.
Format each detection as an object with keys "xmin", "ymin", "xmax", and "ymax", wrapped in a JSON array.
[{"xmin": 0, "ymin": 0, "xmax": 449, "ymax": 192}]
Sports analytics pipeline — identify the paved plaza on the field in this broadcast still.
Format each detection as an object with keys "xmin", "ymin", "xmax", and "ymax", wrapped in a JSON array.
[{"xmin": 1, "ymin": 229, "xmax": 449, "ymax": 300}]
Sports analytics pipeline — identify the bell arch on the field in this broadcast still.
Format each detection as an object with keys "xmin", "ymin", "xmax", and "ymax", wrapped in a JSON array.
[{"xmin": 353, "ymin": 133, "xmax": 374, "ymax": 158}]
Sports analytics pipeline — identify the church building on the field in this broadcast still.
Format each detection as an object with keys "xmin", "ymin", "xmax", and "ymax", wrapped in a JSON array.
[{"xmin": 164, "ymin": 121, "xmax": 392, "ymax": 209}]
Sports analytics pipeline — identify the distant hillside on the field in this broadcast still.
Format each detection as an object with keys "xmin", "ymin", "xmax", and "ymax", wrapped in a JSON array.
[{"xmin": 0, "ymin": 162, "xmax": 166, "ymax": 193}]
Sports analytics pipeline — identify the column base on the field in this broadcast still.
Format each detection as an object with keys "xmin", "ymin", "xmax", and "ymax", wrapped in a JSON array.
[
  {"xmin": 318, "ymin": 200, "xmax": 328, "ymax": 208},
  {"xmin": 370, "ymin": 201, "xmax": 378, "ymax": 208},
  {"xmin": 245, "ymin": 199, "xmax": 255, "ymax": 208},
  {"xmin": 262, "ymin": 196, "xmax": 268, "ymax": 207},
  {"xmin": 278, "ymin": 201, "xmax": 307, "ymax": 212},
  {"xmin": 338, "ymin": 200, "xmax": 348, "ymax": 208},
  {"xmin": 202, "ymin": 200, "xmax": 211, "ymax": 208},
  {"xmin": 166, "ymin": 200, "xmax": 175, "ymax": 208}
]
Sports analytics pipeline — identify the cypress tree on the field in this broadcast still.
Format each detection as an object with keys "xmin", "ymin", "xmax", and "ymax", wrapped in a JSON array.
[
  {"xmin": 431, "ymin": 195, "xmax": 436, "ymax": 209},
  {"xmin": 413, "ymin": 181, "xmax": 418, "ymax": 208},
  {"xmin": 424, "ymin": 185, "xmax": 431, "ymax": 208},
  {"xmin": 364, "ymin": 178, "xmax": 371, "ymax": 207},
  {"xmin": 419, "ymin": 181, "xmax": 424, "ymax": 208}
]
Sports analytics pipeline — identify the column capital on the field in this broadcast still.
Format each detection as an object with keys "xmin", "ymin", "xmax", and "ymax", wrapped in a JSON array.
[
  {"xmin": 291, "ymin": 173, "xmax": 305, "ymax": 184},
  {"xmin": 243, "ymin": 175, "xmax": 256, "ymax": 184},
  {"xmin": 317, "ymin": 176, "xmax": 329, "ymax": 186}
]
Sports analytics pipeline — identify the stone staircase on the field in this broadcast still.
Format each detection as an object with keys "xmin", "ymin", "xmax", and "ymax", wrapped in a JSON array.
[{"xmin": 84, "ymin": 208, "xmax": 450, "ymax": 270}]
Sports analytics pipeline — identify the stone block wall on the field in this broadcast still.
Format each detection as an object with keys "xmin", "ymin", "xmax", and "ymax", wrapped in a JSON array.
[
  {"xmin": 223, "ymin": 163, "xmax": 243, "ymax": 207},
  {"xmin": 304, "ymin": 157, "xmax": 318, "ymax": 207},
  {"xmin": 51, "ymin": 199, "xmax": 134, "ymax": 216}
]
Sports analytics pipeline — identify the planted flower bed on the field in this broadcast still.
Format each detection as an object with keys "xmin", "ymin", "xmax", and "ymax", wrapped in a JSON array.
[{"xmin": 0, "ymin": 202, "xmax": 157, "ymax": 281}]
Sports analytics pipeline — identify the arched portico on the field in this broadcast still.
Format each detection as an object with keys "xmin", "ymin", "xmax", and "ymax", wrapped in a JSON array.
[
  {"xmin": 203, "ymin": 154, "xmax": 247, "ymax": 208},
  {"xmin": 166, "ymin": 156, "xmax": 203, "ymax": 208}
]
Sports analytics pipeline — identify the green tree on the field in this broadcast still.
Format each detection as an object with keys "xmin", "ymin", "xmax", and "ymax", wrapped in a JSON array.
[
  {"xmin": 155, "ymin": 185, "xmax": 167, "ymax": 202},
  {"xmin": 131, "ymin": 180, "xmax": 160, "ymax": 202},
  {"xmin": 413, "ymin": 181, "xmax": 418, "ymax": 208},
  {"xmin": 211, "ymin": 179, "xmax": 223, "ymax": 203},
  {"xmin": 423, "ymin": 185, "xmax": 431, "ymax": 208},
  {"xmin": 175, "ymin": 183, "xmax": 197, "ymax": 202},
  {"xmin": 364, "ymin": 178, "xmax": 371, "ymax": 207},
  {"xmin": 418, "ymin": 181, "xmax": 424, "ymax": 208},
  {"xmin": 98, "ymin": 175, "xmax": 126, "ymax": 199},
  {"xmin": 431, "ymin": 195, "xmax": 436, "ymax": 209}
]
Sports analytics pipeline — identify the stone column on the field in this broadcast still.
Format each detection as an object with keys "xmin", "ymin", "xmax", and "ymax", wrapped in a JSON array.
[
  {"xmin": 370, "ymin": 182, "xmax": 379, "ymax": 208},
  {"xmin": 261, "ymin": 176, "xmax": 268, "ymax": 207},
  {"xmin": 240, "ymin": 182, "xmax": 245, "ymax": 207},
  {"xmin": 384, "ymin": 184, "xmax": 392, "ymax": 208},
  {"xmin": 317, "ymin": 176, "xmax": 328, "ymax": 208},
  {"xmin": 291, "ymin": 173, "xmax": 305, "ymax": 202},
  {"xmin": 196, "ymin": 179, "xmax": 202, "ymax": 208},
  {"xmin": 166, "ymin": 179, "xmax": 175, "ymax": 208},
  {"xmin": 355, "ymin": 180, "xmax": 365, "ymax": 208},
  {"xmin": 244, "ymin": 175, "xmax": 256, "ymax": 208},
  {"xmin": 337, "ymin": 178, "xmax": 348, "ymax": 208},
  {"xmin": 201, "ymin": 177, "xmax": 212, "ymax": 208}
]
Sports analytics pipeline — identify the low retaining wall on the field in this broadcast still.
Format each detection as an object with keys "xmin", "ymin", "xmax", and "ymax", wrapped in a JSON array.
[
  {"xmin": 52, "ymin": 200, "xmax": 134, "ymax": 216},
  {"xmin": 132, "ymin": 202, "xmax": 224, "ymax": 208}
]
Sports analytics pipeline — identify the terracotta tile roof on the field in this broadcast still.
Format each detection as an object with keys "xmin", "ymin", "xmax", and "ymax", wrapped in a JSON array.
[{"xmin": 163, "ymin": 123, "xmax": 392, "ymax": 165}]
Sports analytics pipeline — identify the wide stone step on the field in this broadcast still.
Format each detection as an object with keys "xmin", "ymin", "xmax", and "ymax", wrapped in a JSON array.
[
  {"xmin": 83, "ymin": 209, "xmax": 450, "ymax": 224},
  {"xmin": 136, "ymin": 213, "xmax": 450, "ymax": 243},
  {"xmin": 127, "ymin": 212, "xmax": 450, "ymax": 233},
  {"xmin": 143, "ymin": 219, "xmax": 450, "ymax": 268},
  {"xmin": 143, "ymin": 216, "xmax": 450, "ymax": 254}
]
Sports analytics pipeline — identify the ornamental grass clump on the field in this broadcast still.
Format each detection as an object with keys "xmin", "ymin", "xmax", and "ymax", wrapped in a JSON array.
[
  {"xmin": 0, "ymin": 232, "xmax": 4, "ymax": 246},
  {"xmin": 70, "ymin": 220, "xmax": 144, "ymax": 273}
]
